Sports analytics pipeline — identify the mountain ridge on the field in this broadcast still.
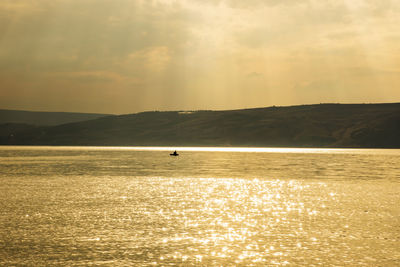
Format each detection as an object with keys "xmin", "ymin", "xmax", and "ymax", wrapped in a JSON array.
[
  {"xmin": 1, "ymin": 103, "xmax": 399, "ymax": 148},
  {"xmin": 0, "ymin": 109, "xmax": 113, "ymax": 126}
]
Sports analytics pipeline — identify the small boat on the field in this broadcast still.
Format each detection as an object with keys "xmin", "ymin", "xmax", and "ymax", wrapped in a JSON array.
[{"xmin": 170, "ymin": 150, "xmax": 179, "ymax": 156}]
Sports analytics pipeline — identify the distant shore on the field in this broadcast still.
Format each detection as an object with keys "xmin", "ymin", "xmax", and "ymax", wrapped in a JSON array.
[{"xmin": 1, "ymin": 103, "xmax": 400, "ymax": 148}]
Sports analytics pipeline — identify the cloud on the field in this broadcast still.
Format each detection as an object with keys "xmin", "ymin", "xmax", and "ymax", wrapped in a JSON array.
[
  {"xmin": 128, "ymin": 46, "xmax": 171, "ymax": 72},
  {"xmin": 198, "ymin": 0, "xmax": 306, "ymax": 9},
  {"xmin": 247, "ymin": 72, "xmax": 263, "ymax": 78},
  {"xmin": 49, "ymin": 71, "xmax": 125, "ymax": 83},
  {"xmin": 0, "ymin": 0, "xmax": 399, "ymax": 113}
]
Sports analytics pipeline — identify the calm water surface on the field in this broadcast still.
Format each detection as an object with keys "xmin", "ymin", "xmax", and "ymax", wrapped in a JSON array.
[{"xmin": 0, "ymin": 146, "xmax": 399, "ymax": 266}]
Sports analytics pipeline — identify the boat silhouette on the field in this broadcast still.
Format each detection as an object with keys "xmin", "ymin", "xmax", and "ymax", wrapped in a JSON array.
[{"xmin": 170, "ymin": 150, "xmax": 179, "ymax": 156}]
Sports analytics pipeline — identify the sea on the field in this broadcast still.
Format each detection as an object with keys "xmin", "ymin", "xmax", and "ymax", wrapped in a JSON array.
[{"xmin": 0, "ymin": 146, "xmax": 399, "ymax": 266}]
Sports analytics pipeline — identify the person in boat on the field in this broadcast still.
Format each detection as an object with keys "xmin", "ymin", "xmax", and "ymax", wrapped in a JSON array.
[{"xmin": 171, "ymin": 150, "xmax": 178, "ymax": 156}]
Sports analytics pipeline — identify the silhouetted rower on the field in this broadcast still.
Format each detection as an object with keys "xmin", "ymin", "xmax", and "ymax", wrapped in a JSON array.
[{"xmin": 170, "ymin": 150, "xmax": 179, "ymax": 156}]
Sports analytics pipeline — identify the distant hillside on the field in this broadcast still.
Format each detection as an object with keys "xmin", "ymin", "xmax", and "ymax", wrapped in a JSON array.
[
  {"xmin": 1, "ymin": 103, "xmax": 400, "ymax": 148},
  {"xmin": 0, "ymin": 109, "xmax": 112, "ymax": 126}
]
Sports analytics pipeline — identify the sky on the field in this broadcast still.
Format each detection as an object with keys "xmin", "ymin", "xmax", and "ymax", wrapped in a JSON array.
[{"xmin": 0, "ymin": 0, "xmax": 399, "ymax": 114}]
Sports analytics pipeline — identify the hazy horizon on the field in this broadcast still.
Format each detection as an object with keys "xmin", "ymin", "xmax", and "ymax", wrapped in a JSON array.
[
  {"xmin": 2, "ymin": 101, "xmax": 400, "ymax": 116},
  {"xmin": 1, "ymin": 0, "xmax": 400, "ymax": 114}
]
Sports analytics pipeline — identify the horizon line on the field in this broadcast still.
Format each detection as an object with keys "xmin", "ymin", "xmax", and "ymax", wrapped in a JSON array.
[{"xmin": 1, "ymin": 101, "xmax": 400, "ymax": 116}]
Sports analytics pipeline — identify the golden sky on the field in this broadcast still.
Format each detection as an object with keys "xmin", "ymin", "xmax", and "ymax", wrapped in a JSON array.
[{"xmin": 0, "ymin": 0, "xmax": 399, "ymax": 114}]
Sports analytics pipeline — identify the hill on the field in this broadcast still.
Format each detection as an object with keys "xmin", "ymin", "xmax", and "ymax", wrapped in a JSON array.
[
  {"xmin": 1, "ymin": 103, "xmax": 399, "ymax": 148},
  {"xmin": 0, "ymin": 109, "xmax": 112, "ymax": 126}
]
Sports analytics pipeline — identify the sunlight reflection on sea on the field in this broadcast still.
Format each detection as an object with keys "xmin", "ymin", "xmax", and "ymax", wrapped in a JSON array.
[{"xmin": 0, "ymin": 147, "xmax": 399, "ymax": 265}]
